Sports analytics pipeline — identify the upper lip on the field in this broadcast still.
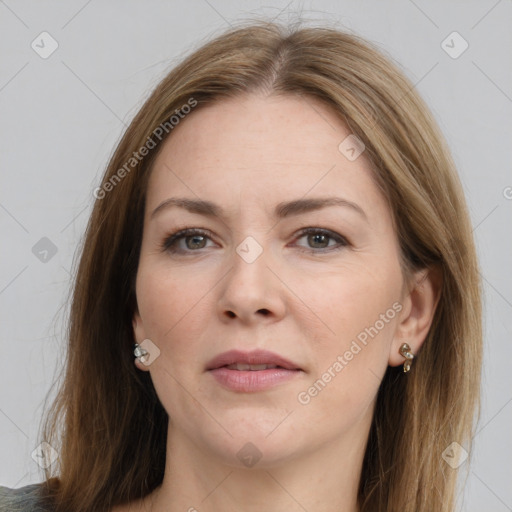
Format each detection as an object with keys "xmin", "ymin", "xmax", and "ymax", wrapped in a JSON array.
[{"xmin": 206, "ymin": 349, "xmax": 302, "ymax": 371}]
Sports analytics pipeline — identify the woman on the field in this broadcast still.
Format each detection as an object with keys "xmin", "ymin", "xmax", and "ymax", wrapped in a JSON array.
[{"xmin": 0, "ymin": 19, "xmax": 482, "ymax": 512}]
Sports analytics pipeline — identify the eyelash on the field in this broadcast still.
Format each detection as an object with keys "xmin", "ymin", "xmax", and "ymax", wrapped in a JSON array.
[{"xmin": 160, "ymin": 227, "xmax": 349, "ymax": 255}]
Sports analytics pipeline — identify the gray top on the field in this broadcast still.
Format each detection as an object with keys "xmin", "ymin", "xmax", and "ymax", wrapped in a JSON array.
[{"xmin": 0, "ymin": 483, "xmax": 56, "ymax": 512}]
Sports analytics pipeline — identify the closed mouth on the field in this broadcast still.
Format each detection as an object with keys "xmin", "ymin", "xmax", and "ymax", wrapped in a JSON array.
[
  {"xmin": 222, "ymin": 363, "xmax": 288, "ymax": 371},
  {"xmin": 205, "ymin": 349, "xmax": 302, "ymax": 372}
]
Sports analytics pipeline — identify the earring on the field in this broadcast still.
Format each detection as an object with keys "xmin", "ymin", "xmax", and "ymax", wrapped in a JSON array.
[
  {"xmin": 399, "ymin": 343, "xmax": 414, "ymax": 372},
  {"xmin": 133, "ymin": 343, "xmax": 149, "ymax": 363}
]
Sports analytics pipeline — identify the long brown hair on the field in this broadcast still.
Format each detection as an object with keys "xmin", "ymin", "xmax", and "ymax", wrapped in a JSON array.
[{"xmin": 39, "ymin": 19, "xmax": 482, "ymax": 512}]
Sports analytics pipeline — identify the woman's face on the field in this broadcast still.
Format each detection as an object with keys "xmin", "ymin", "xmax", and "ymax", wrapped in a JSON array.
[{"xmin": 133, "ymin": 93, "xmax": 409, "ymax": 468}]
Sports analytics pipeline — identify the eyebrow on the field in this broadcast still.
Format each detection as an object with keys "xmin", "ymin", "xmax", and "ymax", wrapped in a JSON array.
[{"xmin": 151, "ymin": 196, "xmax": 368, "ymax": 222}]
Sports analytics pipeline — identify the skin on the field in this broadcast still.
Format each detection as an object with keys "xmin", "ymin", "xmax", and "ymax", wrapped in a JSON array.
[{"xmin": 114, "ymin": 93, "xmax": 440, "ymax": 512}]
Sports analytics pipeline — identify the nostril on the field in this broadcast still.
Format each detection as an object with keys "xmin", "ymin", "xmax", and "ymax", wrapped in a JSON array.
[{"xmin": 224, "ymin": 309, "xmax": 269, "ymax": 318}]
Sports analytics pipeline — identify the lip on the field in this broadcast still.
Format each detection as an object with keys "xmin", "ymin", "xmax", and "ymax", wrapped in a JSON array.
[
  {"xmin": 206, "ymin": 349, "xmax": 304, "ymax": 393},
  {"xmin": 209, "ymin": 367, "xmax": 302, "ymax": 392},
  {"xmin": 205, "ymin": 349, "xmax": 302, "ymax": 371}
]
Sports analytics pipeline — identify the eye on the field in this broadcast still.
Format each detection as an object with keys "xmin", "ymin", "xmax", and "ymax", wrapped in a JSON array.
[
  {"xmin": 161, "ymin": 228, "xmax": 215, "ymax": 253},
  {"xmin": 161, "ymin": 227, "xmax": 349, "ymax": 255},
  {"xmin": 293, "ymin": 227, "xmax": 349, "ymax": 253}
]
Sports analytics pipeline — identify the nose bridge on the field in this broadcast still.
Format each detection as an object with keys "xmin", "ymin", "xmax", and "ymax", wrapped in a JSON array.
[{"xmin": 217, "ymin": 232, "xmax": 285, "ymax": 322}]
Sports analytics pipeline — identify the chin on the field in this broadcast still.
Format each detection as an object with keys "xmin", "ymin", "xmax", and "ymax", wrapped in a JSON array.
[
  {"xmin": 199, "ymin": 421, "xmax": 301, "ymax": 469},
  {"xmin": 219, "ymin": 438, "xmax": 300, "ymax": 470}
]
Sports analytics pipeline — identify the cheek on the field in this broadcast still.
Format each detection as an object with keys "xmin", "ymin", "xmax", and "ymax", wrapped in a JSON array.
[
  {"xmin": 293, "ymin": 261, "xmax": 402, "ymax": 405},
  {"xmin": 134, "ymin": 264, "xmax": 208, "ymax": 392},
  {"xmin": 294, "ymin": 260, "xmax": 402, "ymax": 344},
  {"xmin": 136, "ymin": 259, "xmax": 210, "ymax": 338},
  {"xmin": 295, "ymin": 366, "xmax": 379, "ymax": 445},
  {"xmin": 294, "ymin": 277, "xmax": 397, "ymax": 429},
  {"xmin": 135, "ymin": 263, "xmax": 213, "ymax": 415}
]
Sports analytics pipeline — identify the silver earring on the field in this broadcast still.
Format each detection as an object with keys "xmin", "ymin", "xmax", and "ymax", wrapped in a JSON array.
[
  {"xmin": 133, "ymin": 343, "xmax": 148, "ymax": 362},
  {"xmin": 399, "ymin": 343, "xmax": 415, "ymax": 373}
]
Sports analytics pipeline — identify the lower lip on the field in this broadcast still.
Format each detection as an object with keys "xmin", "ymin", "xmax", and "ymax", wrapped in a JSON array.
[{"xmin": 208, "ymin": 367, "xmax": 302, "ymax": 392}]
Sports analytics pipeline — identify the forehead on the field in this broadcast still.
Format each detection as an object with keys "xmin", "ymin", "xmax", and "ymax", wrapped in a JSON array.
[
  {"xmin": 154, "ymin": 93, "xmax": 353, "ymax": 169},
  {"xmin": 145, "ymin": 94, "xmax": 385, "ymax": 222}
]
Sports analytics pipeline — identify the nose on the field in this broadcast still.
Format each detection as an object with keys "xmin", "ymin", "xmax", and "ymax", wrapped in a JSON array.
[{"xmin": 216, "ymin": 239, "xmax": 287, "ymax": 325}]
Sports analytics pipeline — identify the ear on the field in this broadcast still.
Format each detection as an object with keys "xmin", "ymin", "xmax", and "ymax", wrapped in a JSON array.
[
  {"xmin": 132, "ymin": 308, "xmax": 150, "ymax": 372},
  {"xmin": 389, "ymin": 265, "xmax": 443, "ymax": 367}
]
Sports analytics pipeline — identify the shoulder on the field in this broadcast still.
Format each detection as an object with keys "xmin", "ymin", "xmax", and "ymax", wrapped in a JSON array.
[{"xmin": 0, "ymin": 483, "xmax": 56, "ymax": 512}]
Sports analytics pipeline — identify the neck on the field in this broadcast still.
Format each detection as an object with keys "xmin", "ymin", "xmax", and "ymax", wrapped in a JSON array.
[{"xmin": 148, "ymin": 412, "xmax": 371, "ymax": 512}]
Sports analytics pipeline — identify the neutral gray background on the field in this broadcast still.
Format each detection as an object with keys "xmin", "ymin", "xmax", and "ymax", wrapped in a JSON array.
[{"xmin": 1, "ymin": 1, "xmax": 511, "ymax": 511}]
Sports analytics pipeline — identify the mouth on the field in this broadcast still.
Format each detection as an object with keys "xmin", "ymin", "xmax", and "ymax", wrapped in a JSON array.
[
  {"xmin": 205, "ymin": 349, "xmax": 302, "ymax": 372},
  {"xmin": 222, "ymin": 363, "xmax": 288, "ymax": 371},
  {"xmin": 206, "ymin": 349, "xmax": 303, "ymax": 393}
]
